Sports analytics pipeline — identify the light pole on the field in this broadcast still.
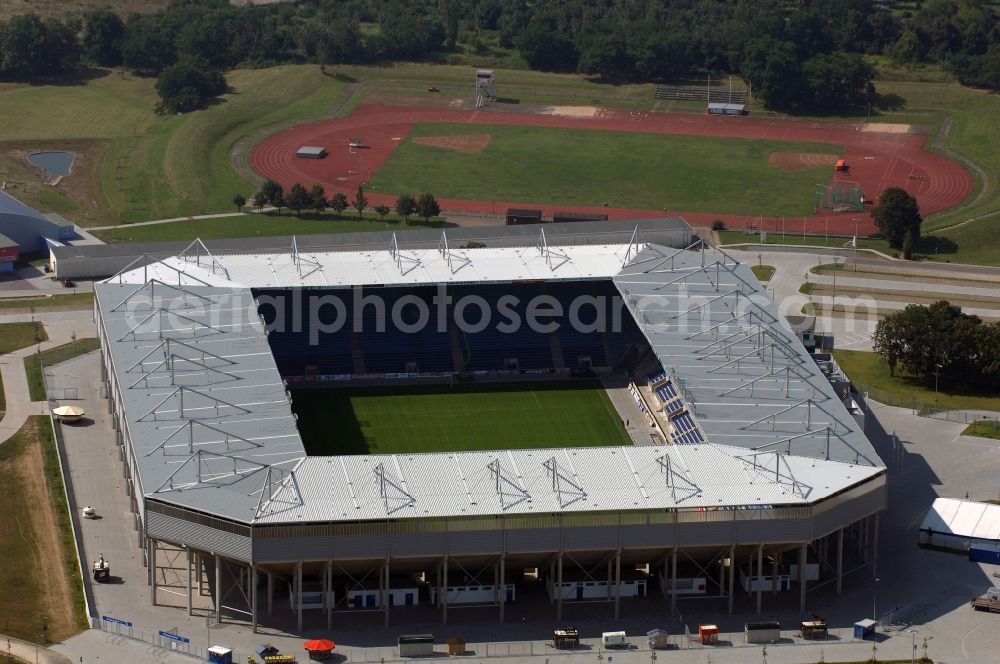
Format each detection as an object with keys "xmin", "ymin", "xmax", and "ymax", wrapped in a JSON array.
[
  {"xmin": 853, "ymin": 218, "xmax": 860, "ymax": 271},
  {"xmin": 934, "ymin": 364, "xmax": 943, "ymax": 407},
  {"xmin": 873, "ymin": 577, "xmax": 880, "ymax": 623},
  {"xmin": 909, "ymin": 630, "xmax": 917, "ymax": 664},
  {"xmin": 832, "ymin": 258, "xmax": 839, "ymax": 312}
]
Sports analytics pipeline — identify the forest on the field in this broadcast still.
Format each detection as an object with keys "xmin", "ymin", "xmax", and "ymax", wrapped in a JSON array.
[{"xmin": 0, "ymin": 0, "xmax": 997, "ymax": 111}]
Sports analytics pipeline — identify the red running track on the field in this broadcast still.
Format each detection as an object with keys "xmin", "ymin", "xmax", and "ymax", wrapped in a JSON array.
[{"xmin": 251, "ymin": 104, "xmax": 972, "ymax": 236}]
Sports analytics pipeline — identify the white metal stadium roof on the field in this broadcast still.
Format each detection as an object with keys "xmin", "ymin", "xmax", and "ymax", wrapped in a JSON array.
[{"xmin": 97, "ymin": 235, "xmax": 884, "ymax": 525}]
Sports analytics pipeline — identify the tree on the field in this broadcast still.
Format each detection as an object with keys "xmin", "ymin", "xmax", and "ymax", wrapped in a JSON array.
[
  {"xmin": 394, "ymin": 193, "xmax": 416, "ymax": 223},
  {"xmin": 0, "ymin": 13, "xmax": 80, "ymax": 79},
  {"xmin": 310, "ymin": 184, "xmax": 327, "ymax": 214},
  {"xmin": 416, "ymin": 193, "xmax": 441, "ymax": 222},
  {"xmin": 373, "ymin": 204, "xmax": 390, "ymax": 220},
  {"xmin": 272, "ymin": 194, "xmax": 285, "ymax": 216},
  {"xmin": 259, "ymin": 180, "xmax": 283, "ymax": 207},
  {"xmin": 155, "ymin": 58, "xmax": 226, "ymax": 113},
  {"xmin": 872, "ymin": 312, "xmax": 908, "ymax": 377},
  {"xmin": 741, "ymin": 38, "xmax": 803, "ymax": 110},
  {"xmin": 872, "ymin": 187, "xmax": 922, "ymax": 258},
  {"xmin": 329, "ymin": 192, "xmax": 348, "ymax": 217},
  {"xmin": 83, "ymin": 8, "xmax": 125, "ymax": 66},
  {"xmin": 516, "ymin": 14, "xmax": 578, "ymax": 72},
  {"xmin": 253, "ymin": 191, "xmax": 266, "ymax": 213},
  {"xmin": 121, "ymin": 14, "xmax": 177, "ymax": 75},
  {"xmin": 353, "ymin": 185, "xmax": 368, "ymax": 218},
  {"xmin": 233, "ymin": 193, "xmax": 246, "ymax": 212},
  {"xmin": 286, "ymin": 183, "xmax": 311, "ymax": 216}
]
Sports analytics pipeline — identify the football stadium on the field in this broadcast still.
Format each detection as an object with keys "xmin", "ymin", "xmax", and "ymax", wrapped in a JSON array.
[{"xmin": 93, "ymin": 220, "xmax": 885, "ymax": 634}]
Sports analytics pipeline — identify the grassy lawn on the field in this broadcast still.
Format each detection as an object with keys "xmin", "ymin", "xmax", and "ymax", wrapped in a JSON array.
[
  {"xmin": 750, "ymin": 265, "xmax": 775, "ymax": 281},
  {"xmin": 292, "ymin": 381, "xmax": 632, "ymax": 455},
  {"xmin": 94, "ymin": 211, "xmax": 443, "ymax": 243},
  {"xmin": 0, "ymin": 292, "xmax": 94, "ymax": 312},
  {"xmin": 0, "ymin": 416, "xmax": 88, "ymax": 644},
  {"xmin": 832, "ymin": 349, "xmax": 1000, "ymax": 414},
  {"xmin": 0, "ymin": 322, "xmax": 47, "ymax": 354},
  {"xmin": 962, "ymin": 421, "xmax": 1000, "ymax": 440},
  {"xmin": 371, "ymin": 123, "xmax": 840, "ymax": 216},
  {"xmin": 23, "ymin": 339, "xmax": 100, "ymax": 402},
  {"xmin": 0, "ymin": 65, "xmax": 349, "ymax": 225},
  {"xmin": 718, "ymin": 230, "xmax": 892, "ymax": 253}
]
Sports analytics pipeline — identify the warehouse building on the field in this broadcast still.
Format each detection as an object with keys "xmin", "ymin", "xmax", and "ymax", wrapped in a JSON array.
[{"xmin": 0, "ymin": 191, "xmax": 75, "ymax": 253}]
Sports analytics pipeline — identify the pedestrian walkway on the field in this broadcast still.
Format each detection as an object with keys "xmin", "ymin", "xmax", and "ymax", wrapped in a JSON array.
[
  {"xmin": 0, "ymin": 632, "xmax": 73, "ymax": 664},
  {"xmin": 0, "ymin": 312, "xmax": 92, "ymax": 444}
]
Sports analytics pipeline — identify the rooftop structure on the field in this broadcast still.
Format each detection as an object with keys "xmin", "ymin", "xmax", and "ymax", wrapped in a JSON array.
[{"xmin": 97, "ymin": 234, "xmax": 883, "ymax": 527}]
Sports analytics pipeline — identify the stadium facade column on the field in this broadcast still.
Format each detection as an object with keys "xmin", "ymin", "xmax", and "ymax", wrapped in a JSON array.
[
  {"xmin": 727, "ymin": 543, "xmax": 735, "ymax": 614},
  {"xmin": 548, "ymin": 560, "xmax": 555, "ymax": 604},
  {"xmin": 836, "ymin": 528, "xmax": 844, "ymax": 594},
  {"xmin": 872, "ymin": 512, "xmax": 880, "ymax": 578},
  {"xmin": 267, "ymin": 571, "xmax": 273, "ymax": 616},
  {"xmin": 771, "ymin": 553, "xmax": 778, "ymax": 595},
  {"xmin": 670, "ymin": 548, "xmax": 678, "ymax": 615},
  {"xmin": 798, "ymin": 543, "xmax": 808, "ymax": 613},
  {"xmin": 442, "ymin": 556, "xmax": 449, "ymax": 626},
  {"xmin": 556, "ymin": 553, "xmax": 564, "ymax": 622},
  {"xmin": 498, "ymin": 556, "xmax": 506, "ymax": 624},
  {"xmin": 186, "ymin": 547, "xmax": 193, "ymax": 616},
  {"xmin": 148, "ymin": 538, "xmax": 156, "ymax": 606},
  {"xmin": 325, "ymin": 562, "xmax": 333, "ymax": 630},
  {"xmin": 296, "ymin": 561, "xmax": 303, "ymax": 632},
  {"xmin": 755, "ymin": 544, "xmax": 763, "ymax": 614},
  {"xmin": 383, "ymin": 560, "xmax": 391, "ymax": 628},
  {"xmin": 613, "ymin": 550, "xmax": 621, "ymax": 620},
  {"xmin": 251, "ymin": 566, "xmax": 258, "ymax": 633},
  {"xmin": 216, "ymin": 554, "xmax": 223, "ymax": 625}
]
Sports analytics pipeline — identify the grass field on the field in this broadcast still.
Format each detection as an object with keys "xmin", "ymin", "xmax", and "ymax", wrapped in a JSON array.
[
  {"xmin": 292, "ymin": 381, "xmax": 632, "ymax": 455},
  {"xmin": 0, "ymin": 416, "xmax": 88, "ymax": 644},
  {"xmin": 0, "ymin": 65, "xmax": 349, "ymax": 225},
  {"xmin": 832, "ymin": 349, "xmax": 1000, "ymax": 414},
  {"xmin": 0, "ymin": 322, "xmax": 47, "ymax": 354},
  {"xmin": 0, "ymin": 292, "xmax": 93, "ymax": 312},
  {"xmin": 24, "ymin": 338, "xmax": 100, "ymax": 401},
  {"xmin": 963, "ymin": 421, "xmax": 1000, "ymax": 440},
  {"xmin": 371, "ymin": 123, "xmax": 839, "ymax": 216},
  {"xmin": 94, "ymin": 211, "xmax": 443, "ymax": 243}
]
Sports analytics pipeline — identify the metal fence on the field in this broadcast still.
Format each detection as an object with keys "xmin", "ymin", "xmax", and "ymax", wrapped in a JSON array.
[
  {"xmin": 99, "ymin": 616, "xmax": 240, "ymax": 662},
  {"xmin": 852, "ymin": 381, "xmax": 999, "ymax": 421}
]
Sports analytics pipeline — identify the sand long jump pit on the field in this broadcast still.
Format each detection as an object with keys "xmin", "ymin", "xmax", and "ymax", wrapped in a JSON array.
[
  {"xmin": 541, "ymin": 105, "xmax": 601, "ymax": 118},
  {"xmin": 861, "ymin": 123, "xmax": 914, "ymax": 134},
  {"xmin": 412, "ymin": 133, "xmax": 492, "ymax": 153}
]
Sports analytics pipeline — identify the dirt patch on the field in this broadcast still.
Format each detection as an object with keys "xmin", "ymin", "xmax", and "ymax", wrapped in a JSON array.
[
  {"xmin": 0, "ymin": 417, "xmax": 80, "ymax": 642},
  {"xmin": 412, "ymin": 133, "xmax": 491, "ymax": 153},
  {"xmin": 861, "ymin": 123, "xmax": 913, "ymax": 134},
  {"xmin": 769, "ymin": 152, "xmax": 839, "ymax": 171},
  {"xmin": 0, "ymin": 139, "xmax": 110, "ymax": 226},
  {"xmin": 542, "ymin": 105, "xmax": 600, "ymax": 118}
]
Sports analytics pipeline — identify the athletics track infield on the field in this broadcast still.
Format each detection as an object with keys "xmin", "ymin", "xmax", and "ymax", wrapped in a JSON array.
[{"xmin": 251, "ymin": 104, "xmax": 973, "ymax": 236}]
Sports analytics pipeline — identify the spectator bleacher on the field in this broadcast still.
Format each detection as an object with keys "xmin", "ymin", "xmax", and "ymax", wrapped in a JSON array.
[{"xmin": 256, "ymin": 280, "xmax": 649, "ymax": 377}]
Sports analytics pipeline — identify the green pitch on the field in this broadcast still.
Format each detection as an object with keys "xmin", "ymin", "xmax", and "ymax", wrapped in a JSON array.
[
  {"xmin": 369, "ymin": 123, "xmax": 842, "ymax": 216},
  {"xmin": 292, "ymin": 381, "xmax": 632, "ymax": 455}
]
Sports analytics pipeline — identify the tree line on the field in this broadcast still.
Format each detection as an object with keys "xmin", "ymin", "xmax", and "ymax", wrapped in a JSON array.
[
  {"xmin": 0, "ymin": 0, "xmax": 996, "ymax": 110},
  {"xmin": 872, "ymin": 300, "xmax": 1000, "ymax": 391},
  {"xmin": 244, "ymin": 180, "xmax": 441, "ymax": 223}
]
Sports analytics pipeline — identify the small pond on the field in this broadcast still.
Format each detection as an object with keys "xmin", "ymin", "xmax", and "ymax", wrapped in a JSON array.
[{"xmin": 28, "ymin": 151, "xmax": 75, "ymax": 177}]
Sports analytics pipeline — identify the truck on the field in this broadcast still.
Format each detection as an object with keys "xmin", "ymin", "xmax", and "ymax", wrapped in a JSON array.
[{"xmin": 971, "ymin": 587, "xmax": 1000, "ymax": 612}]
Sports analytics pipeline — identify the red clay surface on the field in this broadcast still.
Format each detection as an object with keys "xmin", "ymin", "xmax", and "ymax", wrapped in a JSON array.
[{"xmin": 251, "ymin": 104, "xmax": 973, "ymax": 236}]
